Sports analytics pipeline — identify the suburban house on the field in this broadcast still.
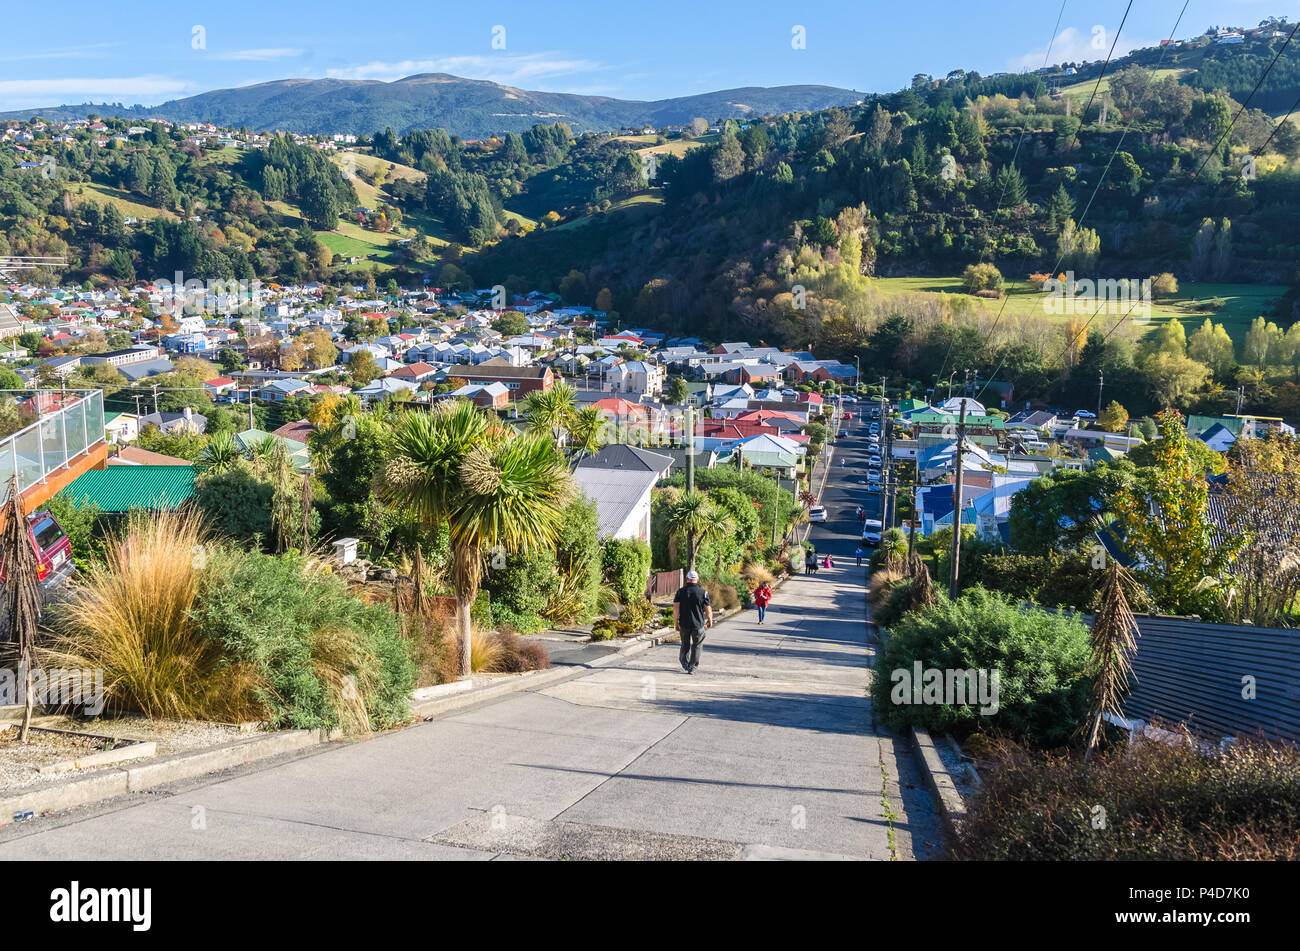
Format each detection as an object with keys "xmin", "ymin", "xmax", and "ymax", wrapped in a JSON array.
[
  {"xmin": 445, "ymin": 362, "xmax": 555, "ymax": 396},
  {"xmin": 572, "ymin": 460, "xmax": 662, "ymax": 543},
  {"xmin": 259, "ymin": 378, "xmax": 313, "ymax": 402},
  {"xmin": 102, "ymin": 411, "xmax": 139, "ymax": 444},
  {"xmin": 447, "ymin": 382, "xmax": 509, "ymax": 410},
  {"xmin": 81, "ymin": 345, "xmax": 161, "ymax": 368},
  {"xmin": 64, "ymin": 465, "xmax": 196, "ymax": 512},
  {"xmin": 605, "ymin": 360, "xmax": 666, "ymax": 398},
  {"xmin": 138, "ymin": 407, "xmax": 206, "ymax": 435}
]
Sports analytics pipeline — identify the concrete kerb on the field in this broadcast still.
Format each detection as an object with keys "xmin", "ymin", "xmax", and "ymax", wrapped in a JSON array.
[
  {"xmin": 0, "ymin": 605, "xmax": 778, "ymax": 826},
  {"xmin": 0, "ymin": 728, "xmax": 324, "ymax": 826},
  {"xmin": 911, "ymin": 725, "xmax": 969, "ymax": 841}
]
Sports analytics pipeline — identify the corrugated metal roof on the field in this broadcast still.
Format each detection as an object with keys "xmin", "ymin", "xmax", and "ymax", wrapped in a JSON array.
[
  {"xmin": 63, "ymin": 465, "xmax": 195, "ymax": 512},
  {"xmin": 1122, "ymin": 616, "xmax": 1300, "ymax": 744}
]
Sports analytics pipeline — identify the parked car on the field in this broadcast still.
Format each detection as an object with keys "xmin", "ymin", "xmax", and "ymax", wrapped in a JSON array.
[
  {"xmin": 0, "ymin": 510, "xmax": 76, "ymax": 593},
  {"xmin": 808, "ymin": 505, "xmax": 827, "ymax": 523},
  {"xmin": 862, "ymin": 518, "xmax": 883, "ymax": 532},
  {"xmin": 862, "ymin": 529, "xmax": 882, "ymax": 546},
  {"xmin": 1075, "ymin": 409, "xmax": 1097, "ymax": 420},
  {"xmin": 868, "ymin": 454, "xmax": 883, "ymax": 466}
]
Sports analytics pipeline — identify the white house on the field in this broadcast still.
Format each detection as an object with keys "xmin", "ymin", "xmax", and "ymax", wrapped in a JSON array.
[{"xmin": 605, "ymin": 360, "xmax": 665, "ymax": 398}]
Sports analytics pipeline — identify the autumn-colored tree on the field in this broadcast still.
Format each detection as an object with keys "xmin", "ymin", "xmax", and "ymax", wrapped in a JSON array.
[
  {"xmin": 1222, "ymin": 434, "xmax": 1300, "ymax": 625},
  {"xmin": 1112, "ymin": 410, "xmax": 1242, "ymax": 614},
  {"xmin": 1097, "ymin": 400, "xmax": 1129, "ymax": 433}
]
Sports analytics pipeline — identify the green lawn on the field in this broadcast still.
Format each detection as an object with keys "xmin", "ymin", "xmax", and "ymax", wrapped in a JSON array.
[
  {"xmin": 871, "ymin": 275, "xmax": 1284, "ymax": 346},
  {"xmin": 69, "ymin": 182, "xmax": 172, "ymax": 220},
  {"xmin": 553, "ymin": 192, "xmax": 665, "ymax": 231},
  {"xmin": 1058, "ymin": 67, "xmax": 1190, "ymax": 99}
]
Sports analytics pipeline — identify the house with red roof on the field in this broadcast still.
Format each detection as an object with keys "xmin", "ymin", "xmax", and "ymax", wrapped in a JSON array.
[
  {"xmin": 204, "ymin": 377, "xmax": 237, "ymax": 399},
  {"xmin": 391, "ymin": 361, "xmax": 439, "ymax": 384}
]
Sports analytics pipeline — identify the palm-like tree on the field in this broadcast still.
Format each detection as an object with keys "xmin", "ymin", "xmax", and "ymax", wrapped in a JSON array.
[
  {"xmin": 196, "ymin": 430, "xmax": 239, "ymax": 474},
  {"xmin": 666, "ymin": 490, "xmax": 726, "ymax": 571},
  {"xmin": 523, "ymin": 381, "xmax": 576, "ymax": 445},
  {"xmin": 567, "ymin": 406, "xmax": 606, "ymax": 463},
  {"xmin": 379, "ymin": 400, "xmax": 570, "ymax": 676}
]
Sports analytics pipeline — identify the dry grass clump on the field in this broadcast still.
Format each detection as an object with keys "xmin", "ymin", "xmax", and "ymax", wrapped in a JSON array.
[
  {"xmin": 868, "ymin": 567, "xmax": 906, "ymax": 608},
  {"xmin": 45, "ymin": 509, "xmax": 264, "ymax": 723}
]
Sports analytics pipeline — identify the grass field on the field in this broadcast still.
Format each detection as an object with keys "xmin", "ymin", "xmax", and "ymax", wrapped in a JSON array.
[
  {"xmin": 269, "ymin": 199, "xmax": 404, "ymax": 270},
  {"xmin": 871, "ymin": 275, "xmax": 1284, "ymax": 345},
  {"xmin": 552, "ymin": 192, "xmax": 664, "ymax": 231},
  {"xmin": 1058, "ymin": 67, "xmax": 1190, "ymax": 99},
  {"xmin": 68, "ymin": 182, "xmax": 172, "ymax": 220}
]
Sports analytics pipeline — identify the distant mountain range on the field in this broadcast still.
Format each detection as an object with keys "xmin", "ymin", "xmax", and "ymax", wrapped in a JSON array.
[{"xmin": 0, "ymin": 73, "xmax": 864, "ymax": 138}]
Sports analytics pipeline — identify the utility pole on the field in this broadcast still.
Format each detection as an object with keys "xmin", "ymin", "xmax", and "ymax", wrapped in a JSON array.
[
  {"xmin": 1097, "ymin": 369, "xmax": 1104, "ymax": 418},
  {"xmin": 949, "ymin": 401, "xmax": 967, "ymax": 600},
  {"xmin": 685, "ymin": 403, "xmax": 694, "ymax": 495},
  {"xmin": 151, "ymin": 383, "xmax": 159, "ymax": 416},
  {"xmin": 247, "ymin": 386, "xmax": 255, "ymax": 431},
  {"xmin": 772, "ymin": 471, "xmax": 780, "ymax": 547}
]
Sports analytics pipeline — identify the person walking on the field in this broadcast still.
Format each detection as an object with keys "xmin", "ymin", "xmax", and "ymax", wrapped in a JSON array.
[
  {"xmin": 804, "ymin": 548, "xmax": 815, "ymax": 576},
  {"xmin": 754, "ymin": 581, "xmax": 773, "ymax": 624},
  {"xmin": 855, "ymin": 544, "xmax": 865, "ymax": 567},
  {"xmin": 672, "ymin": 570, "xmax": 713, "ymax": 674}
]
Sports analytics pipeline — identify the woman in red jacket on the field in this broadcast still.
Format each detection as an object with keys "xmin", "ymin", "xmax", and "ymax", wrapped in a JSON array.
[{"xmin": 754, "ymin": 581, "xmax": 773, "ymax": 624}]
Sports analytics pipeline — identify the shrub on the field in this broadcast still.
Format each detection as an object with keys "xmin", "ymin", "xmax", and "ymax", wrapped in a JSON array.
[
  {"xmin": 870, "ymin": 586, "xmax": 1090, "ymax": 746},
  {"xmin": 188, "ymin": 546, "xmax": 415, "ymax": 732},
  {"xmin": 616, "ymin": 596, "xmax": 656, "ymax": 632},
  {"xmin": 871, "ymin": 577, "xmax": 917, "ymax": 629},
  {"xmin": 1150, "ymin": 272, "xmax": 1178, "ymax": 297},
  {"xmin": 703, "ymin": 580, "xmax": 739, "ymax": 610},
  {"xmin": 962, "ymin": 262, "xmax": 1003, "ymax": 294},
  {"xmin": 955, "ymin": 735, "xmax": 1300, "ymax": 860},
  {"xmin": 484, "ymin": 547, "xmax": 558, "ymax": 634},
  {"xmin": 46, "ymin": 509, "xmax": 264, "ymax": 723},
  {"xmin": 485, "ymin": 630, "xmax": 551, "ymax": 672},
  {"xmin": 868, "ymin": 567, "xmax": 905, "ymax": 609},
  {"xmin": 589, "ymin": 620, "xmax": 619, "ymax": 641},
  {"xmin": 602, "ymin": 538, "xmax": 651, "ymax": 603}
]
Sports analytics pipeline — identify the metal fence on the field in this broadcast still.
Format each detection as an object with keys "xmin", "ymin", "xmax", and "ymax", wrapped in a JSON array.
[{"xmin": 0, "ymin": 389, "xmax": 105, "ymax": 502}]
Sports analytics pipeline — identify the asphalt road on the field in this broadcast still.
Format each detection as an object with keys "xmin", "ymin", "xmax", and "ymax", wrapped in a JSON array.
[{"xmin": 810, "ymin": 402, "xmax": 891, "ymax": 560}]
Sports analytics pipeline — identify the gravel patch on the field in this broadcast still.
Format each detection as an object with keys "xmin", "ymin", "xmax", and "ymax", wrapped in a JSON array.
[{"xmin": 0, "ymin": 715, "xmax": 261, "ymax": 793}]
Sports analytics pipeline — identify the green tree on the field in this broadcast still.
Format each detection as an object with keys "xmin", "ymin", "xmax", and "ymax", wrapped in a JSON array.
[
  {"xmin": 1113, "ymin": 410, "xmax": 1241, "ymax": 614},
  {"xmin": 378, "ymin": 401, "xmax": 570, "ymax": 676}
]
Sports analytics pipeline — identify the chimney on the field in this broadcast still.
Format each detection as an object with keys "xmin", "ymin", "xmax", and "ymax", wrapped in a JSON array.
[{"xmin": 182, "ymin": 406, "xmax": 193, "ymax": 420}]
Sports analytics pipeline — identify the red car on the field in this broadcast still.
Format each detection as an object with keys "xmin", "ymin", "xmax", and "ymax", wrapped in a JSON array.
[{"xmin": 0, "ymin": 510, "xmax": 76, "ymax": 591}]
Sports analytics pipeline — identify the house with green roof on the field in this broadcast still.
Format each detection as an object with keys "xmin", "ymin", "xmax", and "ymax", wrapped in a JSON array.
[{"xmin": 63, "ymin": 465, "xmax": 195, "ymax": 512}]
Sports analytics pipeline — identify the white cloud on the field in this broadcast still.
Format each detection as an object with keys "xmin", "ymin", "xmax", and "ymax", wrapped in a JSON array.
[
  {"xmin": 0, "ymin": 43, "xmax": 117, "ymax": 63},
  {"xmin": 325, "ymin": 52, "xmax": 604, "ymax": 86},
  {"xmin": 1009, "ymin": 25, "xmax": 1152, "ymax": 72},
  {"xmin": 218, "ymin": 48, "xmax": 304, "ymax": 62},
  {"xmin": 0, "ymin": 76, "xmax": 191, "ymax": 110}
]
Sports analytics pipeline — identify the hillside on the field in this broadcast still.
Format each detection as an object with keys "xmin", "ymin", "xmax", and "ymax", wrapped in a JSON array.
[{"xmin": 0, "ymin": 74, "xmax": 864, "ymax": 138}]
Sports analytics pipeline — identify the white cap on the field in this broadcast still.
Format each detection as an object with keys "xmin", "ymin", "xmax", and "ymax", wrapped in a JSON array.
[{"xmin": 685, "ymin": 570, "xmax": 699, "ymax": 581}]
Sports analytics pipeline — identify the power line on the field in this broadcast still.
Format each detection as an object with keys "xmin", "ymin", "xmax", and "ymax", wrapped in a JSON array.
[
  {"xmin": 962, "ymin": 1, "xmax": 1152, "ymax": 396},
  {"xmin": 972, "ymin": 1, "xmax": 1192, "ymax": 406},
  {"xmin": 1190, "ymin": 18, "xmax": 1300, "ymax": 181},
  {"xmin": 1249, "ymin": 88, "xmax": 1300, "ymax": 161},
  {"xmin": 932, "ymin": 0, "xmax": 1070, "ymax": 390}
]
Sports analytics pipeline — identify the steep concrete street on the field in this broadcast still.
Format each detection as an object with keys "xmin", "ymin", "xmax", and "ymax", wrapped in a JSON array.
[{"xmin": 0, "ymin": 409, "xmax": 942, "ymax": 861}]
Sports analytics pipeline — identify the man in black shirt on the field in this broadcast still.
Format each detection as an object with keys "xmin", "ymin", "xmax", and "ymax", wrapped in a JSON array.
[{"xmin": 672, "ymin": 570, "xmax": 713, "ymax": 674}]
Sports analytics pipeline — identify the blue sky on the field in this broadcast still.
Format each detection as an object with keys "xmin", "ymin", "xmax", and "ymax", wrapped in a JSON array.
[{"xmin": 1, "ymin": 0, "xmax": 1294, "ymax": 111}]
